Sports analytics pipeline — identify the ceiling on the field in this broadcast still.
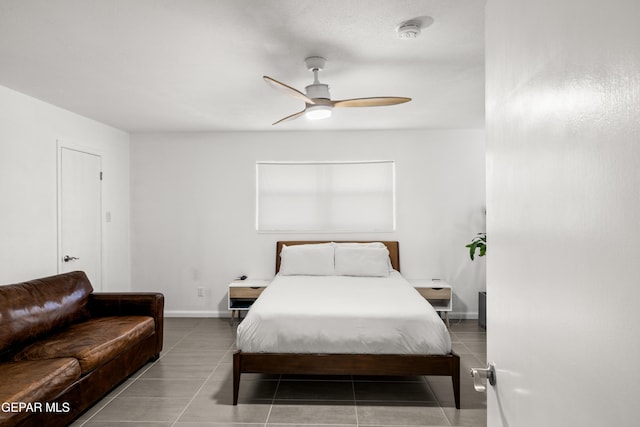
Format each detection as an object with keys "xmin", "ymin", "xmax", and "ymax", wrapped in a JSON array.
[{"xmin": 0, "ymin": 0, "xmax": 485, "ymax": 133}]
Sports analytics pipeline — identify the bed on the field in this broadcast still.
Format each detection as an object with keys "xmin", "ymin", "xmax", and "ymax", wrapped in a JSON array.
[{"xmin": 233, "ymin": 241, "xmax": 460, "ymax": 408}]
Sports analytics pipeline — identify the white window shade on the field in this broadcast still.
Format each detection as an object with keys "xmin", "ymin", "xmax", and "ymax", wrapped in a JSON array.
[{"xmin": 256, "ymin": 161, "xmax": 395, "ymax": 232}]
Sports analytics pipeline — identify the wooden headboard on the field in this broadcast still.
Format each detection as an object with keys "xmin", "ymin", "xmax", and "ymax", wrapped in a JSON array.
[{"xmin": 275, "ymin": 241, "xmax": 400, "ymax": 273}]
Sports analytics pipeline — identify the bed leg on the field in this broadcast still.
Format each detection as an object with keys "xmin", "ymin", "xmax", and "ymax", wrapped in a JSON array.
[
  {"xmin": 452, "ymin": 353, "xmax": 461, "ymax": 409},
  {"xmin": 233, "ymin": 351, "xmax": 241, "ymax": 405}
]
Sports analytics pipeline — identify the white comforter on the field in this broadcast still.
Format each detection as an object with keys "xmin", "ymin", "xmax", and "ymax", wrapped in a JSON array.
[{"xmin": 236, "ymin": 271, "xmax": 451, "ymax": 355}]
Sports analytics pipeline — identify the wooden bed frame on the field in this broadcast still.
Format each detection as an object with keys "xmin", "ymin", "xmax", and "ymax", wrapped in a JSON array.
[{"xmin": 233, "ymin": 241, "xmax": 460, "ymax": 408}]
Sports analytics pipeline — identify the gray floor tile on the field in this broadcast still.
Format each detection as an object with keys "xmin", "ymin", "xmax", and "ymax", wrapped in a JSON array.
[
  {"xmin": 140, "ymin": 359, "xmax": 217, "ymax": 379},
  {"xmin": 354, "ymin": 375, "xmax": 424, "ymax": 382},
  {"xmin": 200, "ymin": 378, "xmax": 278, "ymax": 404},
  {"xmin": 117, "ymin": 378, "xmax": 206, "ymax": 398},
  {"xmin": 354, "ymin": 381, "xmax": 438, "ymax": 403},
  {"xmin": 174, "ymin": 424, "xmax": 264, "ymax": 427},
  {"xmin": 357, "ymin": 403, "xmax": 450, "ymax": 426},
  {"xmin": 178, "ymin": 398, "xmax": 271, "ymax": 423},
  {"xmin": 275, "ymin": 380, "xmax": 355, "ymax": 401},
  {"xmin": 267, "ymin": 403, "xmax": 358, "ymax": 425},
  {"xmin": 91, "ymin": 396, "xmax": 190, "ymax": 423},
  {"xmin": 76, "ymin": 396, "xmax": 116, "ymax": 421},
  {"xmin": 451, "ymin": 342, "xmax": 472, "ymax": 355},
  {"xmin": 269, "ymin": 424, "xmax": 356, "ymax": 427},
  {"xmin": 443, "ymin": 407, "xmax": 487, "ymax": 427},
  {"xmin": 460, "ymin": 340, "xmax": 486, "ymax": 354},
  {"xmin": 453, "ymin": 332, "xmax": 487, "ymax": 342},
  {"xmin": 82, "ymin": 422, "xmax": 173, "ymax": 427},
  {"xmin": 449, "ymin": 320, "xmax": 485, "ymax": 333},
  {"xmin": 73, "ymin": 318, "xmax": 486, "ymax": 426}
]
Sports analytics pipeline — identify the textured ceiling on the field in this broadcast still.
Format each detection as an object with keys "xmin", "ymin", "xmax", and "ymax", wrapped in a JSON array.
[{"xmin": 0, "ymin": 0, "xmax": 485, "ymax": 132}]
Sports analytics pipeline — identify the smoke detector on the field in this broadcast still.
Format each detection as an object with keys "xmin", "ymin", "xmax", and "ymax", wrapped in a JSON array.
[
  {"xmin": 396, "ymin": 22, "xmax": 421, "ymax": 39},
  {"xmin": 396, "ymin": 17, "xmax": 433, "ymax": 40}
]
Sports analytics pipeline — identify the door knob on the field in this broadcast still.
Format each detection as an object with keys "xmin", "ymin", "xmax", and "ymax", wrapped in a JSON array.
[
  {"xmin": 470, "ymin": 363, "xmax": 496, "ymax": 392},
  {"xmin": 63, "ymin": 255, "xmax": 79, "ymax": 262}
]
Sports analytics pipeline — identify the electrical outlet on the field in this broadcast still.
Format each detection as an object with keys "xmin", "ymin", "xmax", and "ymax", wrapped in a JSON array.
[{"xmin": 197, "ymin": 287, "xmax": 204, "ymax": 297}]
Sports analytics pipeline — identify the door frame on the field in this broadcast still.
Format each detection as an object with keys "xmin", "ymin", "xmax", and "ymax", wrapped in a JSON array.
[{"xmin": 56, "ymin": 139, "xmax": 103, "ymax": 288}]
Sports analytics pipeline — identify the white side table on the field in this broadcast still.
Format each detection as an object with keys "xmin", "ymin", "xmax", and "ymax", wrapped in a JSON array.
[
  {"xmin": 227, "ymin": 279, "xmax": 269, "ymax": 322},
  {"xmin": 410, "ymin": 279, "xmax": 453, "ymax": 327}
]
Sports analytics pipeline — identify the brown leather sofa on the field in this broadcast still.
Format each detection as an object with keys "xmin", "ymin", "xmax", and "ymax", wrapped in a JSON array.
[{"xmin": 0, "ymin": 271, "xmax": 164, "ymax": 427}]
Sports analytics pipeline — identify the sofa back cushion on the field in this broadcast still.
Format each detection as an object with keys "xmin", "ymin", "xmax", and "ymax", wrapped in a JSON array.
[{"xmin": 0, "ymin": 271, "xmax": 93, "ymax": 355}]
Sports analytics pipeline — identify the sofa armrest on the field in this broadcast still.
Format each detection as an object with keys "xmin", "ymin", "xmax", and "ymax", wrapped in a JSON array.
[{"xmin": 88, "ymin": 293, "xmax": 164, "ymax": 355}]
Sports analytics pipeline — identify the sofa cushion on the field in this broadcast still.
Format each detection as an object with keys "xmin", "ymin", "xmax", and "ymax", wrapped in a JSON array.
[
  {"xmin": 0, "ymin": 358, "xmax": 81, "ymax": 426},
  {"xmin": 14, "ymin": 316, "xmax": 155, "ymax": 374},
  {"xmin": 0, "ymin": 271, "xmax": 93, "ymax": 355}
]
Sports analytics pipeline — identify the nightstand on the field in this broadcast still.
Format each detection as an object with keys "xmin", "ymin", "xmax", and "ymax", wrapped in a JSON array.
[
  {"xmin": 410, "ymin": 279, "xmax": 453, "ymax": 328},
  {"xmin": 228, "ymin": 279, "xmax": 269, "ymax": 322}
]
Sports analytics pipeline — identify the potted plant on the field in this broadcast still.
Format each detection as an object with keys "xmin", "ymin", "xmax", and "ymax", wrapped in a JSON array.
[
  {"xmin": 466, "ymin": 232, "xmax": 487, "ymax": 329},
  {"xmin": 465, "ymin": 232, "xmax": 486, "ymax": 260}
]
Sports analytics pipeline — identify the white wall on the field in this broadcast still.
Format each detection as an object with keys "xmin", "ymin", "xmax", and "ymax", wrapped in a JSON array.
[
  {"xmin": 0, "ymin": 85, "xmax": 131, "ymax": 289},
  {"xmin": 131, "ymin": 130, "xmax": 485, "ymax": 317},
  {"xmin": 486, "ymin": 0, "xmax": 640, "ymax": 425}
]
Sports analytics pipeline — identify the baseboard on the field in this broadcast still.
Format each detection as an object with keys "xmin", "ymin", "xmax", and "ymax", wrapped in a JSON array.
[
  {"xmin": 165, "ymin": 310, "xmax": 479, "ymax": 319},
  {"xmin": 449, "ymin": 311, "xmax": 478, "ymax": 320}
]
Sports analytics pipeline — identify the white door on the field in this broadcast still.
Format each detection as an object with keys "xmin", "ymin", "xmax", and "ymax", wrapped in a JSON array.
[
  {"xmin": 58, "ymin": 147, "xmax": 102, "ymax": 290},
  {"xmin": 484, "ymin": 0, "xmax": 640, "ymax": 426}
]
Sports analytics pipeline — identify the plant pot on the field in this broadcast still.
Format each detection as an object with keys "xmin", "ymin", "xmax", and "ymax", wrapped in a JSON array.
[{"xmin": 478, "ymin": 291, "xmax": 486, "ymax": 330}]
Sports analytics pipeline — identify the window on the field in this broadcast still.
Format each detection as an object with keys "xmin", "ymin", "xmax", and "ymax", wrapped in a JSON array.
[{"xmin": 256, "ymin": 160, "xmax": 395, "ymax": 232}]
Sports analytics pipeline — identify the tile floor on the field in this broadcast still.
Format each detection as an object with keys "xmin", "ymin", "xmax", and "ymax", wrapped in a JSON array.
[{"xmin": 71, "ymin": 318, "xmax": 486, "ymax": 427}]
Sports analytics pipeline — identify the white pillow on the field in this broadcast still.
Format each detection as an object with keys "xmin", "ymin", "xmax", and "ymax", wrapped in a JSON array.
[
  {"xmin": 279, "ymin": 243, "xmax": 335, "ymax": 276},
  {"xmin": 332, "ymin": 242, "xmax": 386, "ymax": 248},
  {"xmin": 332, "ymin": 242, "xmax": 393, "ymax": 271},
  {"xmin": 334, "ymin": 245, "xmax": 391, "ymax": 277}
]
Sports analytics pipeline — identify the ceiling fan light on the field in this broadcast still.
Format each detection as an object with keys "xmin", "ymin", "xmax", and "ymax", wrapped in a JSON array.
[{"xmin": 306, "ymin": 105, "xmax": 332, "ymax": 120}]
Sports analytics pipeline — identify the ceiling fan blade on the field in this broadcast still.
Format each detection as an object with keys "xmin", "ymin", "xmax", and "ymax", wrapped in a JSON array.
[
  {"xmin": 272, "ymin": 109, "xmax": 307, "ymax": 125},
  {"xmin": 332, "ymin": 97, "xmax": 411, "ymax": 108},
  {"xmin": 263, "ymin": 76, "xmax": 314, "ymax": 104}
]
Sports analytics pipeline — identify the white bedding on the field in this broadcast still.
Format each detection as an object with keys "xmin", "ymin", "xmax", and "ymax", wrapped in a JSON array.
[{"xmin": 236, "ymin": 271, "xmax": 451, "ymax": 355}]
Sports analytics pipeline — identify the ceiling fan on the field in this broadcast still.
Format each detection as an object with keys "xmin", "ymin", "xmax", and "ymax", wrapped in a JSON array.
[{"xmin": 263, "ymin": 56, "xmax": 411, "ymax": 125}]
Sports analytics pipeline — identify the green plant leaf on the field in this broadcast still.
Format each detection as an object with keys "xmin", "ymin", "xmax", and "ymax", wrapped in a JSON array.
[
  {"xmin": 466, "ymin": 232, "xmax": 486, "ymax": 260},
  {"xmin": 466, "ymin": 241, "xmax": 478, "ymax": 260}
]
